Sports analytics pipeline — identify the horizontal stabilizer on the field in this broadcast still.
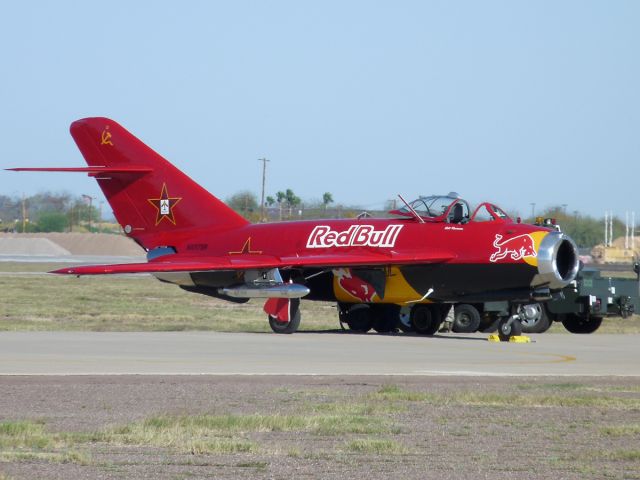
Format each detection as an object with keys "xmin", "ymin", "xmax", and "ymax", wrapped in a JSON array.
[
  {"xmin": 50, "ymin": 260, "xmax": 237, "ymax": 275},
  {"xmin": 50, "ymin": 250, "xmax": 455, "ymax": 276}
]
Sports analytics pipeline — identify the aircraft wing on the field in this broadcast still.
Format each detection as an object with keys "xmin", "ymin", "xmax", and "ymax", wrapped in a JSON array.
[{"xmin": 50, "ymin": 250, "xmax": 455, "ymax": 275}]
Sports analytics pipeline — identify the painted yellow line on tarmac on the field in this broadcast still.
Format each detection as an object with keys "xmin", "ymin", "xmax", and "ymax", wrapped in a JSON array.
[{"xmin": 508, "ymin": 352, "xmax": 577, "ymax": 365}]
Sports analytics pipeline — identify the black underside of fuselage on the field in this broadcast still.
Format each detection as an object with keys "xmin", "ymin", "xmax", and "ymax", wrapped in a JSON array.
[
  {"xmin": 303, "ymin": 263, "xmax": 539, "ymax": 303},
  {"xmin": 182, "ymin": 264, "xmax": 540, "ymax": 305}
]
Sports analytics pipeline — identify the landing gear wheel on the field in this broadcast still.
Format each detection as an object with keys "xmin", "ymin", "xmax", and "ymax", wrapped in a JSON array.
[
  {"xmin": 268, "ymin": 309, "xmax": 301, "ymax": 334},
  {"xmin": 410, "ymin": 305, "xmax": 441, "ymax": 336},
  {"xmin": 479, "ymin": 313, "xmax": 501, "ymax": 333},
  {"xmin": 498, "ymin": 317, "xmax": 522, "ymax": 342},
  {"xmin": 341, "ymin": 305, "xmax": 373, "ymax": 333},
  {"xmin": 452, "ymin": 304, "xmax": 481, "ymax": 333},
  {"xmin": 520, "ymin": 303, "xmax": 551, "ymax": 334},
  {"xmin": 562, "ymin": 314, "xmax": 603, "ymax": 334},
  {"xmin": 397, "ymin": 306, "xmax": 413, "ymax": 333},
  {"xmin": 372, "ymin": 305, "xmax": 400, "ymax": 333}
]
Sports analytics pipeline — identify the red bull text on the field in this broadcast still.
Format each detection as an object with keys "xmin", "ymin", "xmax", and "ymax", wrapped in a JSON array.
[{"xmin": 307, "ymin": 225, "xmax": 403, "ymax": 249}]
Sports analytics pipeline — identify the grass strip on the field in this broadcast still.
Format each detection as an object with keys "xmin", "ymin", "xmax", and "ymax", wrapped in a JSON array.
[
  {"xmin": 344, "ymin": 438, "xmax": 408, "ymax": 455},
  {"xmin": 372, "ymin": 385, "xmax": 640, "ymax": 409}
]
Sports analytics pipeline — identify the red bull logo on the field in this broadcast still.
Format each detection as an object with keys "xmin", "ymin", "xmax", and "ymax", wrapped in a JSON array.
[
  {"xmin": 307, "ymin": 224, "xmax": 402, "ymax": 249},
  {"xmin": 333, "ymin": 268, "xmax": 377, "ymax": 302},
  {"xmin": 490, "ymin": 233, "xmax": 537, "ymax": 262}
]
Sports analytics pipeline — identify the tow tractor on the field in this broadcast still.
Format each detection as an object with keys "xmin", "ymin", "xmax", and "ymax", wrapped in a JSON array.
[{"xmin": 447, "ymin": 262, "xmax": 639, "ymax": 335}]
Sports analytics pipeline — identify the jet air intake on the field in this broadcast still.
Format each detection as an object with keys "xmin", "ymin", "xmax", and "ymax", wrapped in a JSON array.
[{"xmin": 533, "ymin": 232, "xmax": 580, "ymax": 290}]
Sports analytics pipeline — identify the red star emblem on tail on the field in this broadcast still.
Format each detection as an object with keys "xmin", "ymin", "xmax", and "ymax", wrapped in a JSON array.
[{"xmin": 147, "ymin": 183, "xmax": 182, "ymax": 225}]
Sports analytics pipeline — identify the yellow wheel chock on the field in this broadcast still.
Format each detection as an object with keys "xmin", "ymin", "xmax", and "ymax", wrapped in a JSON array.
[{"xmin": 488, "ymin": 334, "xmax": 531, "ymax": 343}]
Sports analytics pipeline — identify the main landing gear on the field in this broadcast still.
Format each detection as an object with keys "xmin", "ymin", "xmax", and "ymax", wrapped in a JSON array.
[
  {"xmin": 338, "ymin": 302, "xmax": 525, "ymax": 341},
  {"xmin": 263, "ymin": 298, "xmax": 525, "ymax": 340},
  {"xmin": 338, "ymin": 304, "xmax": 401, "ymax": 333},
  {"xmin": 264, "ymin": 298, "xmax": 301, "ymax": 334},
  {"xmin": 338, "ymin": 303, "xmax": 448, "ymax": 336}
]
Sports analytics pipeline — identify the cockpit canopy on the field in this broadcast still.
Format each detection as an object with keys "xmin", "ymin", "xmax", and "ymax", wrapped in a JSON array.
[{"xmin": 391, "ymin": 193, "xmax": 511, "ymax": 224}]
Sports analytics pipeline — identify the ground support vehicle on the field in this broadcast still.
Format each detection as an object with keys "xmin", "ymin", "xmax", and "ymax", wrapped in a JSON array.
[
  {"xmin": 544, "ymin": 264, "xmax": 639, "ymax": 333},
  {"xmin": 448, "ymin": 264, "xmax": 639, "ymax": 334}
]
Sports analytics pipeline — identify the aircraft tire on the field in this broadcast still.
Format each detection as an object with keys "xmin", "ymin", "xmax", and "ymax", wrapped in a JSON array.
[
  {"xmin": 498, "ymin": 317, "xmax": 522, "ymax": 341},
  {"xmin": 452, "ymin": 304, "xmax": 481, "ymax": 333},
  {"xmin": 372, "ymin": 305, "xmax": 400, "ymax": 333},
  {"xmin": 268, "ymin": 310, "xmax": 301, "ymax": 334},
  {"xmin": 344, "ymin": 305, "xmax": 373, "ymax": 333},
  {"xmin": 479, "ymin": 313, "xmax": 501, "ymax": 333},
  {"xmin": 562, "ymin": 314, "xmax": 603, "ymax": 334},
  {"xmin": 520, "ymin": 303, "xmax": 551, "ymax": 334},
  {"xmin": 410, "ymin": 305, "xmax": 441, "ymax": 336},
  {"xmin": 397, "ymin": 306, "xmax": 414, "ymax": 333}
]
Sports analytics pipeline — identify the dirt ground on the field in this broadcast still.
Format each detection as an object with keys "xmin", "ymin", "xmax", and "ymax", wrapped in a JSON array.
[
  {"xmin": 0, "ymin": 233, "xmax": 143, "ymax": 256},
  {"xmin": 1, "ymin": 375, "xmax": 639, "ymax": 480}
]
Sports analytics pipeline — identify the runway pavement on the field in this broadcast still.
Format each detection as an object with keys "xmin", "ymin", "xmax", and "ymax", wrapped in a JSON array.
[
  {"xmin": 0, "ymin": 331, "xmax": 638, "ymax": 376},
  {"xmin": 0, "ymin": 254, "xmax": 146, "ymax": 264}
]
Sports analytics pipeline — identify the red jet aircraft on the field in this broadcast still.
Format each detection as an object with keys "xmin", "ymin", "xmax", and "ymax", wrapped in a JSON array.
[{"xmin": 9, "ymin": 118, "xmax": 580, "ymax": 340}]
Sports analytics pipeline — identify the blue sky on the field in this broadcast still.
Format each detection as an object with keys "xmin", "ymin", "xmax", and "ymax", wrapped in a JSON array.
[{"xmin": 1, "ymin": 1, "xmax": 638, "ymax": 219}]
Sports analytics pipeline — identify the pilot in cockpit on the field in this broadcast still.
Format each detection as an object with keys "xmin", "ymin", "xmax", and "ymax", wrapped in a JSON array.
[{"xmin": 449, "ymin": 202, "xmax": 467, "ymax": 224}]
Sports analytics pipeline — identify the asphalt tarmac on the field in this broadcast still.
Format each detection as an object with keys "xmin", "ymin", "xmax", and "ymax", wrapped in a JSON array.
[
  {"xmin": 0, "ymin": 254, "xmax": 146, "ymax": 264},
  {"xmin": 1, "ymin": 331, "xmax": 638, "ymax": 376}
]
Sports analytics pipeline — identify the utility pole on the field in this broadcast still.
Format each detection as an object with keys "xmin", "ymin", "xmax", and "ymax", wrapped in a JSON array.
[
  {"xmin": 608, "ymin": 211, "xmax": 613, "ymax": 247},
  {"xmin": 530, "ymin": 202, "xmax": 536, "ymax": 220},
  {"xmin": 82, "ymin": 194, "xmax": 95, "ymax": 232},
  {"xmin": 258, "ymin": 158, "xmax": 270, "ymax": 222},
  {"xmin": 21, "ymin": 193, "xmax": 27, "ymax": 233},
  {"xmin": 626, "ymin": 211, "xmax": 630, "ymax": 250},
  {"xmin": 99, "ymin": 201, "xmax": 104, "ymax": 233}
]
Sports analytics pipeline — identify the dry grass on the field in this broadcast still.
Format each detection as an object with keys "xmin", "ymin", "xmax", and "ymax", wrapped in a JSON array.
[
  {"xmin": 600, "ymin": 424, "xmax": 640, "ymax": 436},
  {"xmin": 0, "ymin": 411, "xmax": 398, "ymax": 462},
  {"xmin": 1, "ymin": 380, "xmax": 640, "ymax": 476},
  {"xmin": 0, "ymin": 421, "xmax": 52, "ymax": 450},
  {"xmin": 0, "ymin": 263, "xmax": 337, "ymax": 332},
  {"xmin": 95, "ymin": 412, "xmax": 393, "ymax": 453},
  {"xmin": 0, "ymin": 420, "xmax": 90, "ymax": 465},
  {"xmin": 0, "ymin": 450, "xmax": 89, "ymax": 464},
  {"xmin": 372, "ymin": 385, "xmax": 640, "ymax": 409},
  {"xmin": 343, "ymin": 438, "xmax": 408, "ymax": 455},
  {"xmin": 1, "ymin": 262, "xmax": 639, "ymax": 333}
]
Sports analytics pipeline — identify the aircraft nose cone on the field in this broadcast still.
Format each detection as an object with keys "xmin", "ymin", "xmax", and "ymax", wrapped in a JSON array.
[{"xmin": 534, "ymin": 232, "xmax": 580, "ymax": 289}]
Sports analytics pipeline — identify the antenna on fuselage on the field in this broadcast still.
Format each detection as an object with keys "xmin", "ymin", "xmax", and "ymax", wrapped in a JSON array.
[{"xmin": 398, "ymin": 194, "xmax": 425, "ymax": 224}]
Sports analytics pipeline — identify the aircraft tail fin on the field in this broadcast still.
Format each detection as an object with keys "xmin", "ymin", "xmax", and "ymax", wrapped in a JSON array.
[{"xmin": 65, "ymin": 117, "xmax": 248, "ymax": 248}]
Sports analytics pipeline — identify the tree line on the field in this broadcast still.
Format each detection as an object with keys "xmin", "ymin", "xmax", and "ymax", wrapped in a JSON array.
[
  {"xmin": 532, "ymin": 206, "xmax": 629, "ymax": 249},
  {"xmin": 226, "ymin": 189, "xmax": 345, "ymax": 222},
  {"xmin": 0, "ymin": 192, "xmax": 103, "ymax": 233}
]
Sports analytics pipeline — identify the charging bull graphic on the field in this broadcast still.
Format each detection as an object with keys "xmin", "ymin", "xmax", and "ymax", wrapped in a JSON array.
[
  {"xmin": 333, "ymin": 268, "xmax": 378, "ymax": 302},
  {"xmin": 490, "ymin": 234, "xmax": 537, "ymax": 263}
]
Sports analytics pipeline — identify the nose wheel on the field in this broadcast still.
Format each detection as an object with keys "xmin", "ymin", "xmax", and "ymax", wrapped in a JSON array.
[{"xmin": 497, "ymin": 316, "xmax": 523, "ymax": 341}]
